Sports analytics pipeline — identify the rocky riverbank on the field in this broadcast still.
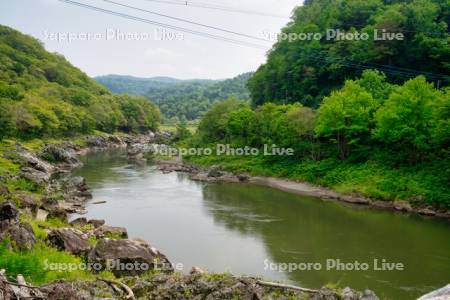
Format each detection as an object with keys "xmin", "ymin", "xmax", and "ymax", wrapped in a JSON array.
[
  {"xmin": 0, "ymin": 133, "xmax": 387, "ymax": 299},
  {"xmin": 155, "ymin": 159, "xmax": 450, "ymax": 219}
]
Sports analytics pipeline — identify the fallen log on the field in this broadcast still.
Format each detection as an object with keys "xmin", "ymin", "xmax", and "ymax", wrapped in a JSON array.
[
  {"xmin": 97, "ymin": 277, "xmax": 135, "ymax": 300},
  {"xmin": 256, "ymin": 280, "xmax": 319, "ymax": 293}
]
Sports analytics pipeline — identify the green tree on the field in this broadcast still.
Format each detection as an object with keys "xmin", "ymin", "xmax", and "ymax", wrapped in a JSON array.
[
  {"xmin": 373, "ymin": 76, "xmax": 443, "ymax": 159},
  {"xmin": 316, "ymin": 81, "xmax": 377, "ymax": 160}
]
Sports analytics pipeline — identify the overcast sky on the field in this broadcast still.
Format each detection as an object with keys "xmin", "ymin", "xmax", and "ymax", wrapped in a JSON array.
[{"xmin": 0, "ymin": 0, "xmax": 302, "ymax": 79}]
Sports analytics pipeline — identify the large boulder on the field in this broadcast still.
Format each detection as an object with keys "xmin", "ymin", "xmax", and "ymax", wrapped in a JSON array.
[
  {"xmin": 88, "ymin": 239, "xmax": 172, "ymax": 276},
  {"xmin": 20, "ymin": 167, "xmax": 50, "ymax": 185},
  {"xmin": 0, "ymin": 201, "xmax": 19, "ymax": 223},
  {"xmin": 47, "ymin": 228, "xmax": 91, "ymax": 255},
  {"xmin": 8, "ymin": 222, "xmax": 36, "ymax": 250},
  {"xmin": 42, "ymin": 144, "xmax": 80, "ymax": 166},
  {"xmin": 418, "ymin": 284, "xmax": 450, "ymax": 300},
  {"xmin": 86, "ymin": 136, "xmax": 108, "ymax": 148}
]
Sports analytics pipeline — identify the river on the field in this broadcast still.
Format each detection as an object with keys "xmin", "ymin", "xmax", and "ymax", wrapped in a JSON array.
[{"xmin": 73, "ymin": 150, "xmax": 450, "ymax": 300}]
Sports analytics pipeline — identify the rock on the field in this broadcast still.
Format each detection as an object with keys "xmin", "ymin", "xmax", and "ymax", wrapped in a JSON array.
[
  {"xmin": 418, "ymin": 207, "xmax": 436, "ymax": 216},
  {"xmin": 47, "ymin": 228, "xmax": 91, "ymax": 255},
  {"xmin": 42, "ymin": 144, "xmax": 80, "ymax": 166},
  {"xmin": 237, "ymin": 174, "xmax": 250, "ymax": 182},
  {"xmin": 0, "ymin": 201, "xmax": 19, "ymax": 222},
  {"xmin": 207, "ymin": 165, "xmax": 223, "ymax": 178},
  {"xmin": 86, "ymin": 136, "xmax": 108, "ymax": 148},
  {"xmin": 35, "ymin": 209, "xmax": 48, "ymax": 221},
  {"xmin": 311, "ymin": 288, "xmax": 339, "ymax": 300},
  {"xmin": 341, "ymin": 287, "xmax": 359, "ymax": 300},
  {"xmin": 94, "ymin": 225, "xmax": 128, "ymax": 239},
  {"xmin": 18, "ymin": 150, "xmax": 54, "ymax": 174},
  {"xmin": 88, "ymin": 219, "xmax": 105, "ymax": 228},
  {"xmin": 20, "ymin": 167, "xmax": 50, "ymax": 185},
  {"xmin": 190, "ymin": 266, "xmax": 205, "ymax": 275},
  {"xmin": 8, "ymin": 222, "xmax": 36, "ymax": 250},
  {"xmin": 360, "ymin": 289, "xmax": 379, "ymax": 300},
  {"xmin": 88, "ymin": 239, "xmax": 172, "ymax": 276},
  {"xmin": 418, "ymin": 284, "xmax": 450, "ymax": 300},
  {"xmin": 70, "ymin": 217, "xmax": 88, "ymax": 227},
  {"xmin": 394, "ymin": 201, "xmax": 413, "ymax": 212},
  {"xmin": 17, "ymin": 193, "xmax": 38, "ymax": 210}
]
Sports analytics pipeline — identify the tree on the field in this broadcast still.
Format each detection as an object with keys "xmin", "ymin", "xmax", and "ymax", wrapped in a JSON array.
[
  {"xmin": 316, "ymin": 81, "xmax": 377, "ymax": 160},
  {"xmin": 373, "ymin": 76, "xmax": 442, "ymax": 159}
]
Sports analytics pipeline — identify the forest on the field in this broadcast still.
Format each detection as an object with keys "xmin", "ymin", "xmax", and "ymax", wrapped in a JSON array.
[
  {"xmin": 96, "ymin": 72, "xmax": 252, "ymax": 121},
  {"xmin": 248, "ymin": 0, "xmax": 449, "ymax": 107},
  {"xmin": 182, "ymin": 0, "xmax": 450, "ymax": 208},
  {"xmin": 0, "ymin": 25, "xmax": 161, "ymax": 140}
]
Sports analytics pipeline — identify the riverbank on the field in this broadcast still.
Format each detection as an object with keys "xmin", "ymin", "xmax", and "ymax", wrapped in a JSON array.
[
  {"xmin": 0, "ymin": 133, "xmax": 381, "ymax": 299},
  {"xmin": 155, "ymin": 158, "xmax": 450, "ymax": 219}
]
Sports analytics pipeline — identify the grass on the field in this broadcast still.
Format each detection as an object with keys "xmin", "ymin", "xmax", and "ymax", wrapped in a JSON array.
[
  {"xmin": 185, "ymin": 154, "xmax": 450, "ymax": 208},
  {"xmin": 0, "ymin": 240, "xmax": 95, "ymax": 285}
]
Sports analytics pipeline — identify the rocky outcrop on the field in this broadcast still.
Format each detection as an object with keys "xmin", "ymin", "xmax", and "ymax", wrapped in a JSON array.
[
  {"xmin": 94, "ymin": 225, "xmax": 128, "ymax": 239},
  {"xmin": 418, "ymin": 284, "xmax": 450, "ymax": 300},
  {"xmin": 88, "ymin": 238, "xmax": 172, "ymax": 276},
  {"xmin": 42, "ymin": 143, "xmax": 81, "ymax": 169},
  {"xmin": 88, "ymin": 219, "xmax": 105, "ymax": 228},
  {"xmin": 0, "ymin": 201, "xmax": 36, "ymax": 250},
  {"xmin": 47, "ymin": 228, "xmax": 91, "ymax": 255}
]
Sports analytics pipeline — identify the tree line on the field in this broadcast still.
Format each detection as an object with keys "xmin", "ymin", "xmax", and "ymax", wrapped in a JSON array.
[{"xmin": 0, "ymin": 25, "xmax": 160, "ymax": 140}]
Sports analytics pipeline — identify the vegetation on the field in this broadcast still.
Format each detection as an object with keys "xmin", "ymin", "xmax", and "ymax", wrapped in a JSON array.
[
  {"xmin": 96, "ymin": 73, "xmax": 252, "ymax": 121},
  {"xmin": 248, "ymin": 0, "xmax": 449, "ymax": 107},
  {"xmin": 187, "ymin": 71, "xmax": 450, "ymax": 208},
  {"xmin": 0, "ymin": 25, "xmax": 160, "ymax": 140}
]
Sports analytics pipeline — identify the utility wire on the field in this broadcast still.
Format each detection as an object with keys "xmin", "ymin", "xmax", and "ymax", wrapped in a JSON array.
[
  {"xmin": 103, "ymin": 0, "xmax": 271, "ymax": 42},
  {"xmin": 58, "ymin": 0, "xmax": 269, "ymax": 49},
  {"xmin": 139, "ymin": 0, "xmax": 288, "ymax": 19}
]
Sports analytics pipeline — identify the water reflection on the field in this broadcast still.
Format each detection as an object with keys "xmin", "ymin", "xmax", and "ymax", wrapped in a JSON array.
[{"xmin": 75, "ymin": 150, "xmax": 450, "ymax": 300}]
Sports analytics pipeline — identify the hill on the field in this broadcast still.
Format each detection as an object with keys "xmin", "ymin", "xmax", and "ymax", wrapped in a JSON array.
[
  {"xmin": 95, "ymin": 72, "xmax": 252, "ymax": 121},
  {"xmin": 248, "ymin": 0, "xmax": 450, "ymax": 107},
  {"xmin": 0, "ymin": 24, "xmax": 160, "ymax": 139}
]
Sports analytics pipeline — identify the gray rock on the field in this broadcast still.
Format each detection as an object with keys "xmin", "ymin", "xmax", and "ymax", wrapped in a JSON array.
[
  {"xmin": 20, "ymin": 167, "xmax": 50, "ymax": 185},
  {"xmin": 8, "ymin": 222, "xmax": 36, "ymax": 250},
  {"xmin": 47, "ymin": 228, "xmax": 90, "ymax": 255},
  {"xmin": 86, "ymin": 136, "xmax": 108, "ymax": 148},
  {"xmin": 341, "ymin": 287, "xmax": 359, "ymax": 300},
  {"xmin": 88, "ymin": 219, "xmax": 105, "ymax": 228},
  {"xmin": 207, "ymin": 165, "xmax": 223, "ymax": 178},
  {"xmin": 418, "ymin": 284, "xmax": 450, "ymax": 300},
  {"xmin": 94, "ymin": 225, "xmax": 128, "ymax": 239},
  {"xmin": 42, "ymin": 144, "xmax": 80, "ymax": 166},
  {"xmin": 88, "ymin": 239, "xmax": 172, "ymax": 276},
  {"xmin": 0, "ymin": 201, "xmax": 19, "ymax": 222},
  {"xmin": 360, "ymin": 289, "xmax": 379, "ymax": 300},
  {"xmin": 70, "ymin": 217, "xmax": 88, "ymax": 227}
]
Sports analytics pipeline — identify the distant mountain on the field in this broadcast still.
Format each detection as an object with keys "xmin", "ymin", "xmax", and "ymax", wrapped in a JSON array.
[{"xmin": 94, "ymin": 72, "xmax": 253, "ymax": 121}]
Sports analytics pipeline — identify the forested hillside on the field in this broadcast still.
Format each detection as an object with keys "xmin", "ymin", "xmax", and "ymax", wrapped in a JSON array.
[
  {"xmin": 0, "ymin": 25, "xmax": 160, "ymax": 139},
  {"xmin": 185, "ymin": 0, "xmax": 450, "ymax": 209},
  {"xmin": 248, "ymin": 0, "xmax": 450, "ymax": 107},
  {"xmin": 95, "ymin": 72, "xmax": 252, "ymax": 121}
]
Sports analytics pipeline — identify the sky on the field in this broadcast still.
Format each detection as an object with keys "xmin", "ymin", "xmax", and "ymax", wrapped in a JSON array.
[{"xmin": 0, "ymin": 0, "xmax": 302, "ymax": 79}]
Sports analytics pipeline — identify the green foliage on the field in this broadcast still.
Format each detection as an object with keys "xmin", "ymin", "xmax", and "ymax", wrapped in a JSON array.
[
  {"xmin": 95, "ymin": 73, "xmax": 252, "ymax": 121},
  {"xmin": 316, "ymin": 80, "xmax": 378, "ymax": 159},
  {"xmin": 0, "ymin": 240, "xmax": 95, "ymax": 284},
  {"xmin": 0, "ymin": 25, "xmax": 160, "ymax": 140},
  {"xmin": 373, "ymin": 76, "xmax": 443, "ymax": 158},
  {"xmin": 193, "ymin": 72, "xmax": 450, "ymax": 207},
  {"xmin": 248, "ymin": 0, "xmax": 449, "ymax": 107}
]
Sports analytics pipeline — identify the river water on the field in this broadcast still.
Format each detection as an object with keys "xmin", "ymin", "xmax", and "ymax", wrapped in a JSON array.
[{"xmin": 73, "ymin": 150, "xmax": 450, "ymax": 300}]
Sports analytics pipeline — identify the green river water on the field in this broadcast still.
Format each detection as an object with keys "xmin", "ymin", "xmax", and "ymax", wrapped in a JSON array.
[{"xmin": 74, "ymin": 150, "xmax": 450, "ymax": 300}]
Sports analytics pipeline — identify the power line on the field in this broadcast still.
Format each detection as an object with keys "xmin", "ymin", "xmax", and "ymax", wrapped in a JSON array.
[
  {"xmin": 139, "ymin": 0, "xmax": 288, "ymax": 19},
  {"xmin": 58, "ymin": 0, "xmax": 269, "ymax": 49},
  {"xmin": 103, "ymin": 0, "xmax": 271, "ymax": 43}
]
